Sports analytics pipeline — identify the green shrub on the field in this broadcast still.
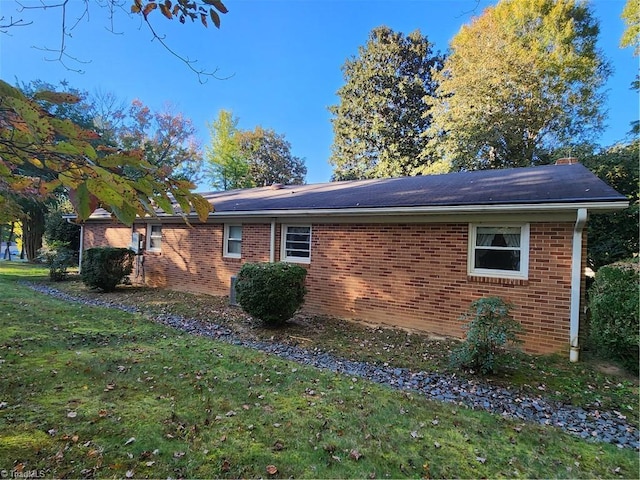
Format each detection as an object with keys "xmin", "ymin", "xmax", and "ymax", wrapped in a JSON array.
[
  {"xmin": 235, "ymin": 262, "xmax": 307, "ymax": 326},
  {"xmin": 588, "ymin": 263, "xmax": 639, "ymax": 374},
  {"xmin": 450, "ymin": 297, "xmax": 524, "ymax": 375},
  {"xmin": 81, "ymin": 247, "xmax": 134, "ymax": 292},
  {"xmin": 37, "ymin": 241, "xmax": 75, "ymax": 281}
]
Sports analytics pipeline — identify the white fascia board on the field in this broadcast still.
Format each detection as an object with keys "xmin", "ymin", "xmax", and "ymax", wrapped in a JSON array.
[
  {"xmin": 203, "ymin": 201, "xmax": 629, "ymax": 220},
  {"xmin": 82, "ymin": 200, "xmax": 628, "ymax": 223}
]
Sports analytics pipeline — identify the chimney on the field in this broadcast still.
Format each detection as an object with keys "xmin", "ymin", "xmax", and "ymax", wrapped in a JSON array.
[{"xmin": 555, "ymin": 157, "xmax": 579, "ymax": 165}]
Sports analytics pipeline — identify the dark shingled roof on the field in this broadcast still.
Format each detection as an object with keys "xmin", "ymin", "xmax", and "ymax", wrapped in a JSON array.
[{"xmin": 200, "ymin": 163, "xmax": 626, "ymax": 213}]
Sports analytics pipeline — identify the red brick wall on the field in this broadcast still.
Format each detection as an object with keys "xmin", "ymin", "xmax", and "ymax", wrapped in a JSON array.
[
  {"xmin": 140, "ymin": 223, "xmax": 272, "ymax": 294},
  {"xmin": 83, "ymin": 220, "xmax": 579, "ymax": 354},
  {"xmin": 302, "ymin": 223, "xmax": 574, "ymax": 354}
]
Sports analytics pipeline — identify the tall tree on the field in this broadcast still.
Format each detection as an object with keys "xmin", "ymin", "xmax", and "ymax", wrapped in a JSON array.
[
  {"xmin": 426, "ymin": 0, "xmax": 611, "ymax": 171},
  {"xmin": 204, "ymin": 111, "xmax": 306, "ymax": 190},
  {"xmin": 329, "ymin": 26, "xmax": 444, "ymax": 180},
  {"xmin": 238, "ymin": 127, "xmax": 306, "ymax": 186},
  {"xmin": 204, "ymin": 110, "xmax": 252, "ymax": 191},
  {"xmin": 621, "ymin": 0, "xmax": 640, "ymax": 55},
  {"xmin": 119, "ymin": 99, "xmax": 203, "ymax": 183},
  {"xmin": 621, "ymin": 0, "xmax": 639, "ymax": 137},
  {"xmin": 583, "ymin": 140, "xmax": 639, "ymax": 269}
]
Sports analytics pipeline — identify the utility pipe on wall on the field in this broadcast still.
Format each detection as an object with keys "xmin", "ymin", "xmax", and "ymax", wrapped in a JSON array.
[
  {"xmin": 569, "ymin": 208, "xmax": 588, "ymax": 362},
  {"xmin": 270, "ymin": 219, "xmax": 276, "ymax": 263}
]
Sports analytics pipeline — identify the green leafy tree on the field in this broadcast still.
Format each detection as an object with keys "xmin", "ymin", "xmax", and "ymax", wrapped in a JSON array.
[
  {"xmin": 204, "ymin": 110, "xmax": 252, "ymax": 190},
  {"xmin": 45, "ymin": 199, "xmax": 81, "ymax": 254},
  {"xmin": 621, "ymin": 0, "xmax": 639, "ymax": 136},
  {"xmin": 204, "ymin": 111, "xmax": 307, "ymax": 190},
  {"xmin": 329, "ymin": 26, "xmax": 444, "ymax": 180},
  {"xmin": 0, "ymin": 80, "xmax": 211, "ymax": 229},
  {"xmin": 426, "ymin": 0, "xmax": 611, "ymax": 171},
  {"xmin": 621, "ymin": 0, "xmax": 640, "ymax": 55},
  {"xmin": 238, "ymin": 127, "xmax": 306, "ymax": 186},
  {"xmin": 582, "ymin": 140, "xmax": 639, "ymax": 269}
]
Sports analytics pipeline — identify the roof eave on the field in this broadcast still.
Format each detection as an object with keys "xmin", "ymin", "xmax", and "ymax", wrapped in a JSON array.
[{"xmin": 204, "ymin": 200, "xmax": 629, "ymax": 219}]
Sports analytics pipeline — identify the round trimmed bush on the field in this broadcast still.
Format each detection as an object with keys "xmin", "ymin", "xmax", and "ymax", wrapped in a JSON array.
[
  {"xmin": 81, "ymin": 247, "xmax": 134, "ymax": 292},
  {"xmin": 235, "ymin": 262, "xmax": 307, "ymax": 326}
]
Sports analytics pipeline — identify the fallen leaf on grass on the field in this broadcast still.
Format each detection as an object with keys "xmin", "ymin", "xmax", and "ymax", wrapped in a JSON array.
[
  {"xmin": 124, "ymin": 437, "xmax": 135, "ymax": 445},
  {"xmin": 125, "ymin": 470, "xmax": 134, "ymax": 478},
  {"xmin": 221, "ymin": 459, "xmax": 231, "ymax": 472},
  {"xmin": 349, "ymin": 449, "xmax": 362, "ymax": 461},
  {"xmin": 173, "ymin": 451, "xmax": 186, "ymax": 458},
  {"xmin": 476, "ymin": 456, "xmax": 486, "ymax": 464},
  {"xmin": 67, "ymin": 411, "xmax": 77, "ymax": 418},
  {"xmin": 266, "ymin": 465, "xmax": 278, "ymax": 475}
]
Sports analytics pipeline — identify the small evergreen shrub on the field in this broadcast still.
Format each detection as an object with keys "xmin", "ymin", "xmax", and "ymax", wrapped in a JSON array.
[
  {"xmin": 588, "ymin": 263, "xmax": 639, "ymax": 374},
  {"xmin": 450, "ymin": 297, "xmax": 524, "ymax": 374},
  {"xmin": 235, "ymin": 262, "xmax": 307, "ymax": 326},
  {"xmin": 37, "ymin": 241, "xmax": 75, "ymax": 281},
  {"xmin": 81, "ymin": 247, "xmax": 134, "ymax": 292}
]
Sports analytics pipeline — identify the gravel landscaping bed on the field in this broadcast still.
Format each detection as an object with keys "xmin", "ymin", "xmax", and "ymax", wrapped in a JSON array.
[{"xmin": 26, "ymin": 282, "xmax": 639, "ymax": 450}]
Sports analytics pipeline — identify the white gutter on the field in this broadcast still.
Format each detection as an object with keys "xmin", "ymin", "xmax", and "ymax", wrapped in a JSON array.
[
  {"xmin": 569, "ymin": 208, "xmax": 588, "ymax": 362},
  {"xmin": 269, "ymin": 218, "xmax": 276, "ymax": 263},
  {"xmin": 78, "ymin": 200, "xmax": 628, "ymax": 223},
  {"xmin": 193, "ymin": 201, "xmax": 628, "ymax": 219}
]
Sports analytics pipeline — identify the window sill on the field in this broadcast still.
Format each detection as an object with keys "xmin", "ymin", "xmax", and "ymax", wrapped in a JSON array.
[
  {"xmin": 282, "ymin": 258, "xmax": 311, "ymax": 265},
  {"xmin": 467, "ymin": 275, "xmax": 529, "ymax": 287}
]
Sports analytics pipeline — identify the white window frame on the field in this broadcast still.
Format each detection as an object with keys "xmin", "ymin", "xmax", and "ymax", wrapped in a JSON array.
[
  {"xmin": 224, "ymin": 224, "xmax": 242, "ymax": 259},
  {"xmin": 468, "ymin": 223, "xmax": 529, "ymax": 280},
  {"xmin": 281, "ymin": 224, "xmax": 312, "ymax": 264},
  {"xmin": 147, "ymin": 224, "xmax": 162, "ymax": 252}
]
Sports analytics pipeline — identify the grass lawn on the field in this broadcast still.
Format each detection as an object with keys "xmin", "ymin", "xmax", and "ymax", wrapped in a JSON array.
[{"xmin": 0, "ymin": 263, "xmax": 638, "ymax": 478}]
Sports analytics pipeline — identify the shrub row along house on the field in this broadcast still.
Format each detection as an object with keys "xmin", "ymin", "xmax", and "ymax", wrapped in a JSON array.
[{"xmin": 77, "ymin": 161, "xmax": 627, "ymax": 360}]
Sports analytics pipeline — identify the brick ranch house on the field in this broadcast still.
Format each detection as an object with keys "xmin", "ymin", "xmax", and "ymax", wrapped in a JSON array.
[{"xmin": 77, "ymin": 161, "xmax": 627, "ymax": 360}]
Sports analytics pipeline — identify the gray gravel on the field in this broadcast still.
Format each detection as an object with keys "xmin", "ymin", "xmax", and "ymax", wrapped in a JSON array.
[{"xmin": 25, "ymin": 282, "xmax": 640, "ymax": 450}]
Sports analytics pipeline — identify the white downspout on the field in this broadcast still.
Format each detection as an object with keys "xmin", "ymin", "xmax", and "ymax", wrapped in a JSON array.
[
  {"xmin": 569, "ymin": 208, "xmax": 588, "ymax": 362},
  {"xmin": 78, "ymin": 224, "xmax": 84, "ymax": 274},
  {"xmin": 270, "ymin": 219, "xmax": 276, "ymax": 263},
  {"xmin": 66, "ymin": 218, "xmax": 84, "ymax": 274}
]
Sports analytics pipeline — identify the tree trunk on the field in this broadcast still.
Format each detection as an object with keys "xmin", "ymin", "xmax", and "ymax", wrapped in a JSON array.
[{"xmin": 22, "ymin": 206, "xmax": 46, "ymax": 262}]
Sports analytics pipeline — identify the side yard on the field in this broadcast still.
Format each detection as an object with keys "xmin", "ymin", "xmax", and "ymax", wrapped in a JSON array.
[{"xmin": 0, "ymin": 264, "xmax": 638, "ymax": 478}]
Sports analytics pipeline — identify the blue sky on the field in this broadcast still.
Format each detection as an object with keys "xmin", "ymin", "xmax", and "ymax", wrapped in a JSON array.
[{"xmin": 0, "ymin": 0, "xmax": 637, "ymax": 188}]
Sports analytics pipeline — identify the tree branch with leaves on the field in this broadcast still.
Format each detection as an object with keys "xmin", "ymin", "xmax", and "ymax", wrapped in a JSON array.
[
  {"xmin": 0, "ymin": 80, "xmax": 211, "ymax": 226},
  {"xmin": 3, "ymin": 0, "xmax": 228, "ymax": 81}
]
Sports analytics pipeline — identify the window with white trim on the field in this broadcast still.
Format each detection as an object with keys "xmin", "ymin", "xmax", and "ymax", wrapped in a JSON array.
[
  {"xmin": 282, "ymin": 225, "xmax": 311, "ymax": 263},
  {"xmin": 224, "ymin": 224, "xmax": 242, "ymax": 258},
  {"xmin": 468, "ymin": 224, "xmax": 529, "ymax": 279},
  {"xmin": 147, "ymin": 224, "xmax": 162, "ymax": 252}
]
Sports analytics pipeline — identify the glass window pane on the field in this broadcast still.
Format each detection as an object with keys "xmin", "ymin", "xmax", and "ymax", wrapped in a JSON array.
[
  {"xmin": 228, "ymin": 225, "xmax": 242, "ymax": 240},
  {"xmin": 475, "ymin": 249, "xmax": 520, "ymax": 271},
  {"xmin": 284, "ymin": 226, "xmax": 310, "ymax": 260},
  {"xmin": 228, "ymin": 239, "xmax": 241, "ymax": 254}
]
